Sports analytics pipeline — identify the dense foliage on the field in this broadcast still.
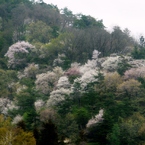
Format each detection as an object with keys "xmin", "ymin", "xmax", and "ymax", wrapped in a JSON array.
[{"xmin": 1, "ymin": 0, "xmax": 145, "ymax": 145}]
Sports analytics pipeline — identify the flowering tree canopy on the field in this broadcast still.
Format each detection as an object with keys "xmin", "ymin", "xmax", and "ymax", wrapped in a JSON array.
[
  {"xmin": 35, "ymin": 67, "xmax": 64, "ymax": 95},
  {"xmin": 124, "ymin": 67, "xmax": 145, "ymax": 80},
  {"xmin": 5, "ymin": 41, "xmax": 34, "ymax": 68},
  {"xmin": 92, "ymin": 50, "xmax": 101, "ymax": 60},
  {"xmin": 47, "ymin": 88, "xmax": 72, "ymax": 107},
  {"xmin": 47, "ymin": 76, "xmax": 71, "ymax": 107}
]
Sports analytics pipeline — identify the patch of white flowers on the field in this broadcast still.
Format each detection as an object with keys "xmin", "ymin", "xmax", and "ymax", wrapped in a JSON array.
[
  {"xmin": 79, "ymin": 50, "xmax": 101, "ymax": 74},
  {"xmin": 5, "ymin": 41, "xmax": 34, "ymax": 68},
  {"xmin": 47, "ymin": 76, "xmax": 71, "ymax": 107},
  {"xmin": 35, "ymin": 71, "xmax": 57, "ymax": 94},
  {"xmin": 12, "ymin": 115, "xmax": 23, "ymax": 125},
  {"xmin": 35, "ymin": 67, "xmax": 64, "ymax": 95},
  {"xmin": 92, "ymin": 50, "xmax": 101, "ymax": 60},
  {"xmin": 124, "ymin": 67, "xmax": 145, "ymax": 80},
  {"xmin": 56, "ymin": 76, "xmax": 70, "ymax": 89},
  {"xmin": 79, "ymin": 60, "xmax": 98, "ymax": 74},
  {"xmin": 70, "ymin": 62, "xmax": 80, "ymax": 68},
  {"xmin": 53, "ymin": 66, "xmax": 64, "ymax": 77},
  {"xmin": 47, "ymin": 88, "xmax": 72, "ymax": 107},
  {"xmin": 0, "ymin": 98, "xmax": 18, "ymax": 115},
  {"xmin": 34, "ymin": 99, "xmax": 45, "ymax": 112},
  {"xmin": 101, "ymin": 56, "xmax": 122, "ymax": 71},
  {"xmin": 53, "ymin": 53, "xmax": 66, "ymax": 66},
  {"xmin": 86, "ymin": 109, "xmax": 104, "ymax": 128},
  {"xmin": 71, "ymin": 50, "xmax": 101, "ymax": 91},
  {"xmin": 14, "ymin": 82, "xmax": 27, "ymax": 94},
  {"xmin": 73, "ymin": 69, "xmax": 98, "ymax": 91}
]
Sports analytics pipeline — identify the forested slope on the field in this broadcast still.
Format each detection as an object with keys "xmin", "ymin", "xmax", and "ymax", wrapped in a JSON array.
[{"xmin": 0, "ymin": 0, "xmax": 145, "ymax": 145}]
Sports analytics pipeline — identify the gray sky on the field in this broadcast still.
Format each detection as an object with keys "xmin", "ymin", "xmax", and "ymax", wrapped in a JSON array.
[{"xmin": 43, "ymin": 0, "xmax": 145, "ymax": 38}]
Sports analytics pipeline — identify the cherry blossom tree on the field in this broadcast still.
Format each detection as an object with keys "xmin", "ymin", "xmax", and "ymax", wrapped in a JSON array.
[
  {"xmin": 5, "ymin": 41, "xmax": 34, "ymax": 68},
  {"xmin": 64, "ymin": 67, "xmax": 81, "ymax": 83},
  {"xmin": 73, "ymin": 69, "xmax": 99, "ymax": 91},
  {"xmin": 56, "ymin": 76, "xmax": 70, "ymax": 89},
  {"xmin": 92, "ymin": 50, "xmax": 101, "ymax": 60},
  {"xmin": 101, "ymin": 56, "xmax": 122, "ymax": 72},
  {"xmin": 0, "ymin": 98, "xmax": 18, "ymax": 115},
  {"xmin": 47, "ymin": 88, "xmax": 72, "ymax": 107},
  {"xmin": 35, "ymin": 67, "xmax": 63, "ymax": 95},
  {"xmin": 124, "ymin": 67, "xmax": 145, "ymax": 80},
  {"xmin": 47, "ymin": 76, "xmax": 71, "ymax": 107}
]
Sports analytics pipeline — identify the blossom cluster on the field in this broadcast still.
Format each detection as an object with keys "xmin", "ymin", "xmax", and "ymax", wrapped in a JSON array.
[
  {"xmin": 5, "ymin": 41, "xmax": 34, "ymax": 68},
  {"xmin": 34, "ymin": 99, "xmax": 45, "ymax": 112},
  {"xmin": 53, "ymin": 53, "xmax": 66, "ymax": 66},
  {"xmin": 12, "ymin": 115, "xmax": 23, "ymax": 125},
  {"xmin": 56, "ymin": 76, "xmax": 70, "ymax": 89},
  {"xmin": 86, "ymin": 109, "xmax": 104, "ymax": 128},
  {"xmin": 0, "ymin": 98, "xmax": 18, "ymax": 115},
  {"xmin": 124, "ymin": 67, "xmax": 145, "ymax": 80},
  {"xmin": 35, "ymin": 67, "xmax": 63, "ymax": 95},
  {"xmin": 18, "ymin": 63, "xmax": 39, "ymax": 79},
  {"xmin": 64, "ymin": 67, "xmax": 81, "ymax": 77},
  {"xmin": 47, "ymin": 88, "xmax": 72, "ymax": 107},
  {"xmin": 47, "ymin": 76, "xmax": 71, "ymax": 107},
  {"xmin": 101, "ymin": 56, "xmax": 122, "ymax": 72},
  {"xmin": 73, "ymin": 69, "xmax": 98, "ymax": 90},
  {"xmin": 35, "ymin": 71, "xmax": 58, "ymax": 95},
  {"xmin": 92, "ymin": 50, "xmax": 101, "ymax": 60}
]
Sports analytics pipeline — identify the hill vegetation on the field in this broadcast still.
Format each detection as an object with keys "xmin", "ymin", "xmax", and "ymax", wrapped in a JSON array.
[{"xmin": 1, "ymin": 0, "xmax": 145, "ymax": 144}]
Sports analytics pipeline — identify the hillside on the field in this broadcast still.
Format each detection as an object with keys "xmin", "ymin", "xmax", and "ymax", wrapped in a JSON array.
[{"xmin": 1, "ymin": 0, "xmax": 145, "ymax": 145}]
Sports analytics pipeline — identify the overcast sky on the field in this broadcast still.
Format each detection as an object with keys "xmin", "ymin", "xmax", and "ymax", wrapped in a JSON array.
[{"xmin": 43, "ymin": 0, "xmax": 145, "ymax": 39}]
